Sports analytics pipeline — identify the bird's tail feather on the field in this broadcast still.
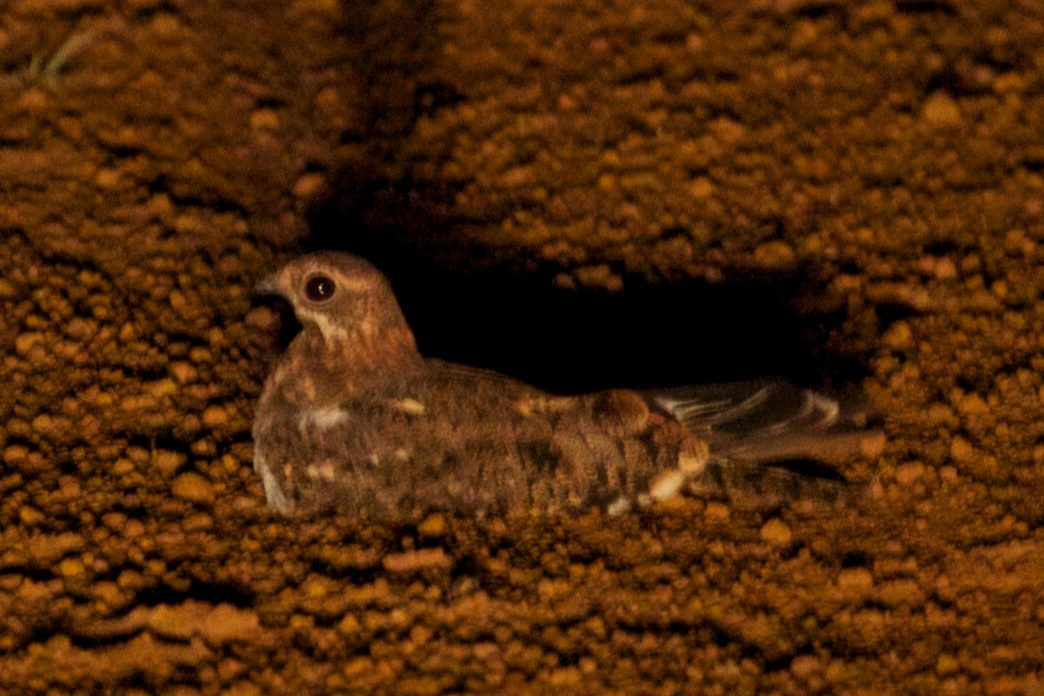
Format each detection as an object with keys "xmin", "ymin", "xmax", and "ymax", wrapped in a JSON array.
[{"xmin": 648, "ymin": 379, "xmax": 880, "ymax": 505}]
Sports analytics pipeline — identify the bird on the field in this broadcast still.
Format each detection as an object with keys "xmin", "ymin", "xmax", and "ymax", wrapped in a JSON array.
[{"xmin": 252, "ymin": 251, "xmax": 878, "ymax": 519}]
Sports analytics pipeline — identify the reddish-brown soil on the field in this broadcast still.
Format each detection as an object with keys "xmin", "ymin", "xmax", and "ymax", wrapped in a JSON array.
[{"xmin": 1, "ymin": 1, "xmax": 1041, "ymax": 694}]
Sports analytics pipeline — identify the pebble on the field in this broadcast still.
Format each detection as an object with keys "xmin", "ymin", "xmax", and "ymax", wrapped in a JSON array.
[
  {"xmin": 171, "ymin": 472, "xmax": 215, "ymax": 504},
  {"xmin": 790, "ymin": 654, "xmax": 822, "ymax": 680},
  {"xmin": 153, "ymin": 450, "xmax": 185, "ymax": 477},
  {"xmin": 200, "ymin": 604, "xmax": 261, "ymax": 645},
  {"xmin": 836, "ymin": 567, "xmax": 874, "ymax": 602},
  {"xmin": 759, "ymin": 518, "xmax": 792, "ymax": 546},
  {"xmin": 148, "ymin": 603, "xmax": 205, "ymax": 641},
  {"xmin": 202, "ymin": 405, "xmax": 228, "ymax": 428},
  {"xmin": 28, "ymin": 532, "xmax": 85, "ymax": 565},
  {"xmin": 417, "ymin": 514, "xmax": 447, "ymax": 537},
  {"xmin": 293, "ymin": 172, "xmax": 326, "ymax": 200},
  {"xmin": 932, "ymin": 256, "xmax": 958, "ymax": 280},
  {"xmin": 921, "ymin": 93, "xmax": 961, "ymax": 125},
  {"xmin": 935, "ymin": 653, "xmax": 960, "ymax": 676},
  {"xmin": 956, "ymin": 393, "xmax": 989, "ymax": 415},
  {"xmin": 573, "ymin": 264, "xmax": 624, "ymax": 292},
  {"xmin": 18, "ymin": 507, "xmax": 45, "ymax": 526},
  {"xmin": 4, "ymin": 444, "xmax": 29, "ymax": 464},
  {"xmin": 875, "ymin": 578, "xmax": 924, "ymax": 607},
  {"xmin": 860, "ymin": 432, "xmax": 888, "ymax": 459},
  {"xmin": 249, "ymin": 108, "xmax": 280, "ymax": 131},
  {"xmin": 58, "ymin": 557, "xmax": 87, "ymax": 579},
  {"xmin": 753, "ymin": 240, "xmax": 796, "ymax": 269},
  {"xmin": 882, "ymin": 321, "xmax": 913, "ymax": 350},
  {"xmin": 949, "ymin": 436, "xmax": 975, "ymax": 464},
  {"xmin": 895, "ymin": 461, "xmax": 925, "ymax": 486},
  {"xmin": 704, "ymin": 501, "xmax": 730, "ymax": 521},
  {"xmin": 169, "ymin": 361, "xmax": 197, "ymax": 384},
  {"xmin": 382, "ymin": 548, "xmax": 452, "ymax": 574}
]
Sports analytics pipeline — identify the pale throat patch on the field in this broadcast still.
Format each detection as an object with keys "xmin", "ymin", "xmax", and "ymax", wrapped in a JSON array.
[{"xmin": 296, "ymin": 307, "xmax": 348, "ymax": 343}]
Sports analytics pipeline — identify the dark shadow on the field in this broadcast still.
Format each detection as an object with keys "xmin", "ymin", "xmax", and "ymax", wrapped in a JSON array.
[{"xmin": 302, "ymin": 164, "xmax": 869, "ymax": 395}]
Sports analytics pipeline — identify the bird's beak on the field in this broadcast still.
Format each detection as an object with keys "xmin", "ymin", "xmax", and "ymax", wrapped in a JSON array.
[{"xmin": 254, "ymin": 273, "xmax": 282, "ymax": 297}]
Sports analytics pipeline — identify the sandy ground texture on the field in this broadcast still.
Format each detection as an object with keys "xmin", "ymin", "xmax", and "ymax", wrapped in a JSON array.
[{"xmin": 1, "ymin": 0, "xmax": 1042, "ymax": 694}]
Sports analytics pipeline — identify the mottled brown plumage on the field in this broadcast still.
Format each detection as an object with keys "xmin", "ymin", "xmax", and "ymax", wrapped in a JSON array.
[{"xmin": 252, "ymin": 252, "xmax": 873, "ymax": 518}]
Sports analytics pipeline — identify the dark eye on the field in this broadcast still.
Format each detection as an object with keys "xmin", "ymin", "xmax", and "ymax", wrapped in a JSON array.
[{"xmin": 304, "ymin": 274, "xmax": 336, "ymax": 302}]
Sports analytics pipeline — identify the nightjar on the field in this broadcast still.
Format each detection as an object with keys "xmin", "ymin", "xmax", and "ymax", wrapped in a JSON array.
[{"xmin": 252, "ymin": 252, "xmax": 877, "ymax": 518}]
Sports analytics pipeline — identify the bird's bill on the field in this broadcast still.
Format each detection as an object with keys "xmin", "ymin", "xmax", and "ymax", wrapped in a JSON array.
[{"xmin": 254, "ymin": 273, "xmax": 282, "ymax": 296}]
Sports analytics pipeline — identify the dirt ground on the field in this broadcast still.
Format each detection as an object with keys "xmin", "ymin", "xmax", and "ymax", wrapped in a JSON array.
[{"xmin": 1, "ymin": 0, "xmax": 1041, "ymax": 694}]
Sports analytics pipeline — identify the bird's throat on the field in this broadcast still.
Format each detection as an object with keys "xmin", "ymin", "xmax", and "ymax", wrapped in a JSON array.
[{"xmin": 298, "ymin": 324, "xmax": 422, "ymax": 380}]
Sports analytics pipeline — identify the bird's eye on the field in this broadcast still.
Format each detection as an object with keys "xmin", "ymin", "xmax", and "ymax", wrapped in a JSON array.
[{"xmin": 304, "ymin": 274, "xmax": 336, "ymax": 302}]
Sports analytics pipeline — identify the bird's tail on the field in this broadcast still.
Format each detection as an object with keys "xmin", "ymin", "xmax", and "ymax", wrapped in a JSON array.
[{"xmin": 647, "ymin": 379, "xmax": 881, "ymax": 505}]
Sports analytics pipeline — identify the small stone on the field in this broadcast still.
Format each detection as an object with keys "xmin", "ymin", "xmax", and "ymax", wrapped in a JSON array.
[
  {"xmin": 950, "ymin": 436, "xmax": 975, "ymax": 464},
  {"xmin": 956, "ymin": 393, "xmax": 989, "ymax": 415},
  {"xmin": 172, "ymin": 472, "xmax": 215, "ymax": 504},
  {"xmin": 895, "ymin": 461, "xmax": 925, "ymax": 486},
  {"xmin": 932, "ymin": 256, "xmax": 958, "ymax": 280},
  {"xmin": 303, "ymin": 577, "xmax": 330, "ymax": 598},
  {"xmin": 153, "ymin": 450, "xmax": 185, "ymax": 477},
  {"xmin": 921, "ymin": 93, "xmax": 961, "ymax": 125},
  {"xmin": 689, "ymin": 176, "xmax": 713, "ymax": 199},
  {"xmin": 168, "ymin": 289, "xmax": 187, "ymax": 310},
  {"xmin": 148, "ymin": 603, "xmax": 203, "ymax": 641},
  {"xmin": 18, "ymin": 506, "xmax": 45, "ymax": 526},
  {"xmin": 293, "ymin": 173, "xmax": 326, "ymax": 200},
  {"xmin": 860, "ymin": 432, "xmax": 887, "ymax": 459},
  {"xmin": 790, "ymin": 654, "xmax": 821, "ymax": 680},
  {"xmin": 14, "ymin": 332, "xmax": 43, "ymax": 356},
  {"xmin": 573, "ymin": 264, "xmax": 624, "ymax": 292},
  {"xmin": 58, "ymin": 558, "xmax": 86, "ymax": 579},
  {"xmin": 343, "ymin": 657, "xmax": 375, "ymax": 679},
  {"xmin": 4, "ymin": 444, "xmax": 29, "ymax": 464},
  {"xmin": 92, "ymin": 581, "xmax": 128, "ymax": 609},
  {"xmin": 704, "ymin": 501, "xmax": 730, "ymax": 521},
  {"xmin": 753, "ymin": 240, "xmax": 796, "ymax": 269},
  {"xmin": 837, "ymin": 567, "xmax": 873, "ymax": 597},
  {"xmin": 95, "ymin": 168, "xmax": 120, "ymax": 189},
  {"xmin": 417, "ymin": 513, "xmax": 446, "ymax": 537},
  {"xmin": 147, "ymin": 378, "xmax": 177, "ymax": 399},
  {"xmin": 935, "ymin": 653, "xmax": 960, "ymax": 676},
  {"xmin": 249, "ymin": 108, "xmax": 279, "ymax": 131},
  {"xmin": 382, "ymin": 548, "xmax": 452, "ymax": 574},
  {"xmin": 17, "ymin": 88, "xmax": 50, "ymax": 111},
  {"xmin": 875, "ymin": 578, "xmax": 924, "ymax": 607},
  {"xmin": 28, "ymin": 533, "xmax": 85, "ymax": 565},
  {"xmin": 169, "ymin": 361, "xmax": 197, "ymax": 384},
  {"xmin": 223, "ymin": 682, "xmax": 263, "ymax": 696},
  {"xmin": 882, "ymin": 321, "xmax": 913, "ymax": 350},
  {"xmin": 200, "ymin": 604, "xmax": 261, "ymax": 645},
  {"xmin": 549, "ymin": 667, "xmax": 582, "ymax": 687},
  {"xmin": 337, "ymin": 614, "xmax": 361, "ymax": 635},
  {"xmin": 202, "ymin": 405, "xmax": 228, "ymax": 428},
  {"xmin": 113, "ymin": 458, "xmax": 136, "ymax": 475},
  {"xmin": 760, "ymin": 518, "xmax": 792, "ymax": 546}
]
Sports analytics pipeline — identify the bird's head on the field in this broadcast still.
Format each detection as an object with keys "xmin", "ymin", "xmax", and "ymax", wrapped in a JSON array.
[{"xmin": 256, "ymin": 252, "xmax": 417, "ymax": 354}]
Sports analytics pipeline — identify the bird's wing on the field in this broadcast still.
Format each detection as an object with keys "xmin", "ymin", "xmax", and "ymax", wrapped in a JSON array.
[{"xmin": 646, "ymin": 379, "xmax": 876, "ymax": 465}]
